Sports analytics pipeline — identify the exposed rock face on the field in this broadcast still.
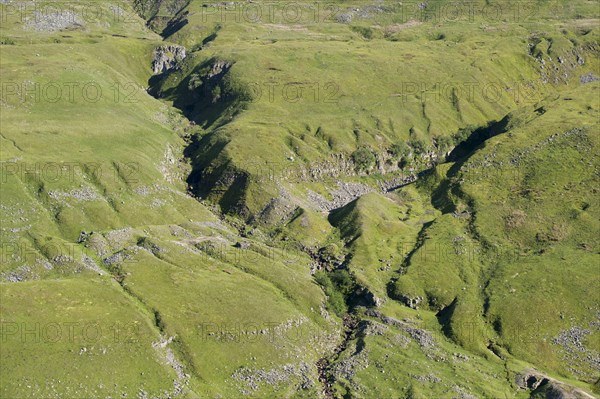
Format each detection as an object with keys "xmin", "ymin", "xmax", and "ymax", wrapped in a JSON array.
[
  {"xmin": 252, "ymin": 189, "xmax": 298, "ymax": 226},
  {"xmin": 531, "ymin": 41, "xmax": 598, "ymax": 85},
  {"xmin": 552, "ymin": 323, "xmax": 600, "ymax": 380},
  {"xmin": 152, "ymin": 45, "xmax": 186, "ymax": 74},
  {"xmin": 232, "ymin": 362, "xmax": 314, "ymax": 396},
  {"xmin": 201, "ymin": 60, "xmax": 233, "ymax": 103},
  {"xmin": 353, "ymin": 286, "xmax": 382, "ymax": 308},
  {"xmin": 516, "ymin": 372, "xmax": 549, "ymax": 390},
  {"xmin": 516, "ymin": 370, "xmax": 596, "ymax": 399},
  {"xmin": 207, "ymin": 60, "xmax": 231, "ymax": 78},
  {"xmin": 234, "ymin": 241, "xmax": 250, "ymax": 250},
  {"xmin": 399, "ymin": 294, "xmax": 423, "ymax": 310}
]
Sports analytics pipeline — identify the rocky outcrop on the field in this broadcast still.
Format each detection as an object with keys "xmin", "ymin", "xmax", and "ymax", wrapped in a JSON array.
[
  {"xmin": 399, "ymin": 294, "xmax": 423, "ymax": 310},
  {"xmin": 152, "ymin": 45, "xmax": 186, "ymax": 74},
  {"xmin": 232, "ymin": 362, "xmax": 314, "ymax": 396},
  {"xmin": 530, "ymin": 40, "xmax": 598, "ymax": 85},
  {"xmin": 516, "ymin": 371, "xmax": 549, "ymax": 390},
  {"xmin": 516, "ymin": 370, "xmax": 597, "ymax": 399}
]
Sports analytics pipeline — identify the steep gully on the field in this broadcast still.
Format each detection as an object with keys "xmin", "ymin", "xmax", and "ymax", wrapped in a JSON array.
[
  {"xmin": 140, "ymin": 10, "xmax": 515, "ymax": 396},
  {"xmin": 134, "ymin": 6, "xmax": 600, "ymax": 395},
  {"xmin": 317, "ymin": 119, "xmax": 512, "ymax": 398},
  {"xmin": 146, "ymin": 59, "xmax": 514, "ymax": 397}
]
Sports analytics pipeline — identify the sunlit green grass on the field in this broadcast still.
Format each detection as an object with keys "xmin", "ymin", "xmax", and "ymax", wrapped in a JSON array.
[{"xmin": 0, "ymin": 0, "xmax": 598, "ymax": 397}]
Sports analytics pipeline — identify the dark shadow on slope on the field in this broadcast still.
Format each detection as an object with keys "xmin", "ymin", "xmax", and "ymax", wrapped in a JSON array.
[
  {"xmin": 183, "ymin": 133, "xmax": 229, "ymax": 197},
  {"xmin": 134, "ymin": 0, "xmax": 191, "ymax": 37},
  {"xmin": 328, "ymin": 199, "xmax": 362, "ymax": 246},
  {"xmin": 348, "ymin": 286, "xmax": 379, "ymax": 309},
  {"xmin": 160, "ymin": 11, "xmax": 189, "ymax": 38},
  {"xmin": 426, "ymin": 114, "xmax": 513, "ymax": 215},
  {"xmin": 446, "ymin": 114, "xmax": 511, "ymax": 167},
  {"xmin": 182, "ymin": 133, "xmax": 250, "ymax": 218},
  {"xmin": 391, "ymin": 114, "xmax": 513, "ymax": 197},
  {"xmin": 149, "ymin": 57, "xmax": 247, "ymax": 129},
  {"xmin": 353, "ymin": 319, "xmax": 371, "ymax": 355},
  {"xmin": 428, "ymin": 173, "xmax": 455, "ymax": 214},
  {"xmin": 202, "ymin": 25, "xmax": 221, "ymax": 46},
  {"xmin": 386, "ymin": 220, "xmax": 435, "ymax": 301},
  {"xmin": 436, "ymin": 297, "xmax": 458, "ymax": 340},
  {"xmin": 190, "ymin": 25, "xmax": 222, "ymax": 52},
  {"xmin": 218, "ymin": 173, "xmax": 251, "ymax": 219},
  {"xmin": 147, "ymin": 55, "xmax": 253, "ymax": 216}
]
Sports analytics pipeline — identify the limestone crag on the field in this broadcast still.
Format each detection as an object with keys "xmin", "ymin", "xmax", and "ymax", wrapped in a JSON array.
[{"xmin": 152, "ymin": 45, "xmax": 187, "ymax": 74}]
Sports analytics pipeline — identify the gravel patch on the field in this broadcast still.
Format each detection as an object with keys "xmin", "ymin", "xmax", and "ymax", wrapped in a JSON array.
[
  {"xmin": 25, "ymin": 10, "xmax": 84, "ymax": 32},
  {"xmin": 48, "ymin": 186, "xmax": 100, "ymax": 201},
  {"xmin": 552, "ymin": 324, "xmax": 600, "ymax": 378},
  {"xmin": 365, "ymin": 309, "xmax": 435, "ymax": 348},
  {"xmin": 232, "ymin": 362, "xmax": 313, "ymax": 395},
  {"xmin": 580, "ymin": 73, "xmax": 600, "ymax": 84},
  {"xmin": 308, "ymin": 182, "xmax": 375, "ymax": 212}
]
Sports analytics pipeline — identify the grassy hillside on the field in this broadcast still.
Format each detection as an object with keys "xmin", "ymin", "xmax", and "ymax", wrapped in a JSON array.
[
  {"xmin": 149, "ymin": 0, "xmax": 599, "ymax": 220},
  {"xmin": 0, "ymin": 1, "xmax": 336, "ymax": 397},
  {"xmin": 0, "ymin": 0, "xmax": 598, "ymax": 398}
]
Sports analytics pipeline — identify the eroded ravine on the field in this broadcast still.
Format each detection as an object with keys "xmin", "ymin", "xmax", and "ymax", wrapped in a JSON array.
[
  {"xmin": 136, "ymin": 5, "xmax": 599, "ymax": 397},
  {"xmin": 317, "ymin": 314, "xmax": 359, "ymax": 399}
]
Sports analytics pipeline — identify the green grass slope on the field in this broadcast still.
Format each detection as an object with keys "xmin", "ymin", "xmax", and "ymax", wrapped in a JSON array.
[
  {"xmin": 0, "ymin": 0, "xmax": 598, "ymax": 398},
  {"xmin": 0, "ymin": 1, "xmax": 338, "ymax": 397},
  {"xmin": 150, "ymin": 0, "xmax": 599, "ymax": 222}
]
